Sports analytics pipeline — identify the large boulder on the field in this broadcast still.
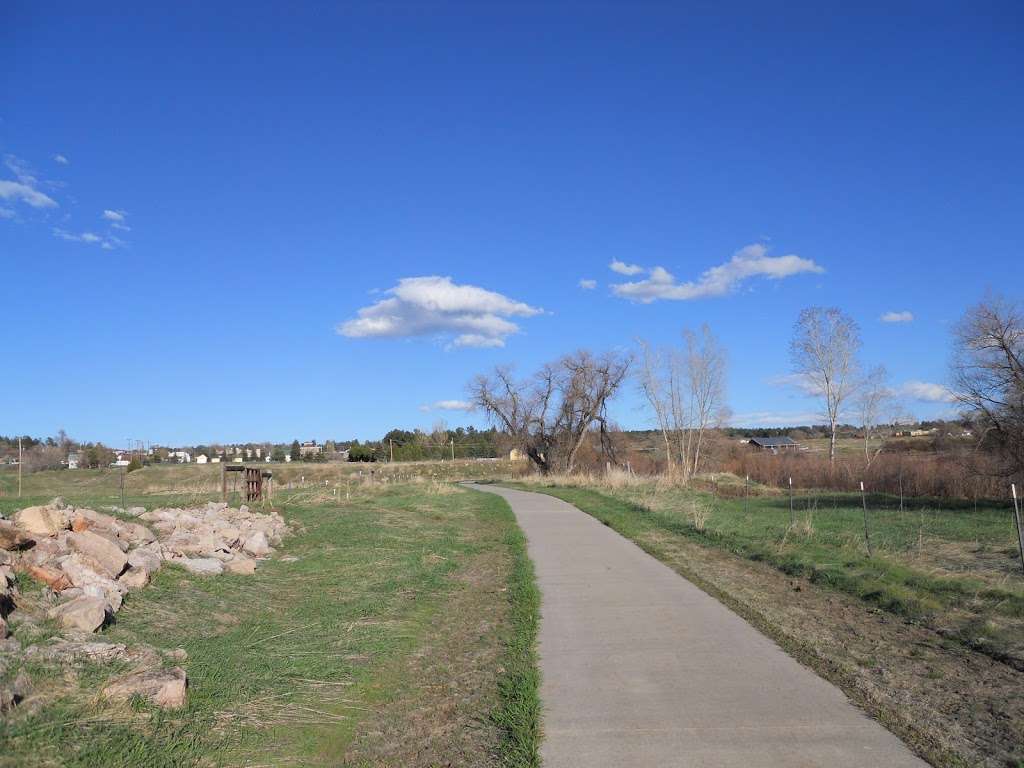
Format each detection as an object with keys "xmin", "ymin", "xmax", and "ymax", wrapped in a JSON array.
[
  {"xmin": 180, "ymin": 558, "xmax": 223, "ymax": 576},
  {"xmin": 59, "ymin": 555, "xmax": 125, "ymax": 610},
  {"xmin": 25, "ymin": 638, "xmax": 131, "ymax": 663},
  {"xmin": 102, "ymin": 667, "xmax": 187, "ymax": 709},
  {"xmin": 0, "ymin": 521, "xmax": 35, "ymax": 551},
  {"xmin": 50, "ymin": 595, "xmax": 109, "ymax": 632},
  {"xmin": 225, "ymin": 556, "xmax": 256, "ymax": 575},
  {"xmin": 68, "ymin": 530, "xmax": 128, "ymax": 579},
  {"xmin": 13, "ymin": 505, "xmax": 68, "ymax": 537},
  {"xmin": 242, "ymin": 531, "xmax": 271, "ymax": 557},
  {"xmin": 118, "ymin": 566, "xmax": 150, "ymax": 590},
  {"xmin": 127, "ymin": 545, "xmax": 163, "ymax": 574},
  {"xmin": 27, "ymin": 565, "xmax": 72, "ymax": 592},
  {"xmin": 20, "ymin": 537, "xmax": 69, "ymax": 568}
]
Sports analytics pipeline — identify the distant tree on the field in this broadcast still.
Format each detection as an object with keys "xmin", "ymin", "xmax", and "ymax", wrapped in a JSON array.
[
  {"xmin": 289, "ymin": 439, "xmax": 301, "ymax": 463},
  {"xmin": 791, "ymin": 307, "xmax": 862, "ymax": 462},
  {"xmin": 855, "ymin": 365, "xmax": 890, "ymax": 464},
  {"xmin": 470, "ymin": 349, "xmax": 631, "ymax": 474},
  {"xmin": 951, "ymin": 295, "xmax": 1024, "ymax": 481},
  {"xmin": 271, "ymin": 446, "xmax": 287, "ymax": 462}
]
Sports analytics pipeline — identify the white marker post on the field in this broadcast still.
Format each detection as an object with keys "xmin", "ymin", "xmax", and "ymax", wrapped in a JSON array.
[
  {"xmin": 1012, "ymin": 484, "xmax": 1024, "ymax": 575},
  {"xmin": 860, "ymin": 481, "xmax": 872, "ymax": 557}
]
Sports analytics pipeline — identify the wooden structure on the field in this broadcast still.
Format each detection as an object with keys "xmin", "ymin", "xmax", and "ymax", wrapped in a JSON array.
[{"xmin": 222, "ymin": 464, "xmax": 273, "ymax": 502}]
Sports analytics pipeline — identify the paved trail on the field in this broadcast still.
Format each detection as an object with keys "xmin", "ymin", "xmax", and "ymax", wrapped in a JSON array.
[{"xmin": 469, "ymin": 484, "xmax": 927, "ymax": 768}]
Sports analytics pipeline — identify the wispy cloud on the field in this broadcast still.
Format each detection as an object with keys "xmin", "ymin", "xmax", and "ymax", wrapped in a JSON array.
[
  {"xmin": 338, "ymin": 276, "xmax": 543, "ymax": 349},
  {"xmin": 611, "ymin": 244, "xmax": 824, "ymax": 303},
  {"xmin": 0, "ymin": 181, "xmax": 57, "ymax": 209},
  {"xmin": 578, "ymin": 278, "xmax": 597, "ymax": 290},
  {"xmin": 897, "ymin": 381, "xmax": 956, "ymax": 403},
  {"xmin": 53, "ymin": 154, "xmax": 69, "ymax": 165},
  {"xmin": 102, "ymin": 209, "xmax": 131, "ymax": 231},
  {"xmin": 53, "ymin": 228, "xmax": 123, "ymax": 249},
  {"xmin": 766, "ymin": 372, "xmax": 824, "ymax": 397},
  {"xmin": 1, "ymin": 155, "xmax": 59, "ymax": 210},
  {"xmin": 731, "ymin": 410, "xmax": 823, "ymax": 427},
  {"xmin": 881, "ymin": 310, "xmax": 913, "ymax": 323},
  {"xmin": 419, "ymin": 399, "xmax": 475, "ymax": 412},
  {"xmin": 609, "ymin": 260, "xmax": 644, "ymax": 276}
]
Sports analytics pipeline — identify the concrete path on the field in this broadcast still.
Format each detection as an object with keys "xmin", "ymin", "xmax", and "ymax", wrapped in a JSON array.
[{"xmin": 469, "ymin": 483, "xmax": 928, "ymax": 768}]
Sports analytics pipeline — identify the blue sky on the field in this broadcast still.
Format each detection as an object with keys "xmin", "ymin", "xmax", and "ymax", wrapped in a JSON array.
[{"xmin": 2, "ymin": 2, "xmax": 1022, "ymax": 446}]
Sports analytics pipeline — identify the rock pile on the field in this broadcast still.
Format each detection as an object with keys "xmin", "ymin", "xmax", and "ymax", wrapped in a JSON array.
[{"xmin": 0, "ymin": 498, "xmax": 289, "ymax": 710}]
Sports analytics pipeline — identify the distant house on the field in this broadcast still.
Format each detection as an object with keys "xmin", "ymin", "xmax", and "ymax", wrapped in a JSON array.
[
  {"xmin": 168, "ymin": 450, "xmax": 191, "ymax": 464},
  {"xmin": 299, "ymin": 441, "xmax": 323, "ymax": 458},
  {"xmin": 211, "ymin": 456, "xmax": 221, "ymax": 463},
  {"xmin": 67, "ymin": 451, "xmax": 82, "ymax": 470},
  {"xmin": 195, "ymin": 454, "xmax": 208, "ymax": 464},
  {"xmin": 508, "ymin": 448, "xmax": 527, "ymax": 462},
  {"xmin": 748, "ymin": 436, "xmax": 802, "ymax": 453},
  {"xmin": 336, "ymin": 448, "xmax": 350, "ymax": 461}
]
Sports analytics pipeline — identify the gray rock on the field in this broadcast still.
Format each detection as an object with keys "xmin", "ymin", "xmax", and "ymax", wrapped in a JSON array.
[
  {"xmin": 102, "ymin": 666, "xmax": 187, "ymax": 709},
  {"xmin": 50, "ymin": 595, "xmax": 109, "ymax": 632},
  {"xmin": 126, "ymin": 506, "xmax": 146, "ymax": 518},
  {"xmin": 25, "ymin": 638, "xmax": 130, "ymax": 663},
  {"xmin": 242, "ymin": 531, "xmax": 271, "ymax": 557},
  {"xmin": 127, "ymin": 546, "xmax": 163, "ymax": 574},
  {"xmin": 0, "ymin": 520, "xmax": 35, "ymax": 550},
  {"xmin": 181, "ymin": 558, "xmax": 223, "ymax": 576}
]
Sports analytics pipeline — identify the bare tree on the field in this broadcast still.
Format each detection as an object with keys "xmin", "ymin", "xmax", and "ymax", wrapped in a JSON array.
[
  {"xmin": 951, "ymin": 295, "xmax": 1024, "ymax": 481},
  {"xmin": 790, "ymin": 307, "xmax": 862, "ymax": 462},
  {"xmin": 683, "ymin": 326, "xmax": 729, "ymax": 477},
  {"xmin": 470, "ymin": 349, "xmax": 631, "ymax": 474},
  {"xmin": 855, "ymin": 365, "xmax": 890, "ymax": 465},
  {"xmin": 636, "ymin": 325, "xmax": 729, "ymax": 480}
]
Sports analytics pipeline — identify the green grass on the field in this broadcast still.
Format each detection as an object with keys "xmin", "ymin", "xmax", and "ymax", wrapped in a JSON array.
[
  {"xmin": 1, "ymin": 478, "xmax": 541, "ymax": 767},
  {"xmin": 509, "ymin": 481, "xmax": 1024, "ymax": 665},
  {"xmin": 484, "ymin": 495, "xmax": 541, "ymax": 768}
]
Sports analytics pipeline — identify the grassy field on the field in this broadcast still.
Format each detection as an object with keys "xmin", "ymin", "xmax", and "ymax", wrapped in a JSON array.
[
  {"xmin": 0, "ymin": 470, "xmax": 540, "ymax": 767},
  {"xmin": 506, "ymin": 475, "xmax": 1024, "ymax": 767}
]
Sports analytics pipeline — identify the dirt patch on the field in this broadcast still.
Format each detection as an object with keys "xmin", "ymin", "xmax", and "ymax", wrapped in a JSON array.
[
  {"xmin": 637, "ymin": 527, "xmax": 1024, "ymax": 767},
  {"xmin": 340, "ymin": 547, "xmax": 511, "ymax": 767}
]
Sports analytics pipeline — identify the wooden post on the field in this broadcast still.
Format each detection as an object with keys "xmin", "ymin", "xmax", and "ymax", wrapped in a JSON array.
[
  {"xmin": 860, "ymin": 481, "xmax": 873, "ymax": 557},
  {"xmin": 1012, "ymin": 484, "xmax": 1024, "ymax": 576},
  {"xmin": 788, "ymin": 477, "xmax": 794, "ymax": 527}
]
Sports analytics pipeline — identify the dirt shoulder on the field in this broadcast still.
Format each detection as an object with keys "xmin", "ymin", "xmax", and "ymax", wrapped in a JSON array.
[{"xmin": 524, "ymin": 486, "xmax": 1024, "ymax": 768}]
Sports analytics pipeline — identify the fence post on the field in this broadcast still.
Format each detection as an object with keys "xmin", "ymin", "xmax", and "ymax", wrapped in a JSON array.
[
  {"xmin": 744, "ymin": 475, "xmax": 749, "ymax": 516},
  {"xmin": 119, "ymin": 470, "xmax": 125, "ymax": 511},
  {"xmin": 788, "ymin": 477, "xmax": 794, "ymax": 527},
  {"xmin": 860, "ymin": 481, "xmax": 873, "ymax": 557},
  {"xmin": 1012, "ymin": 484, "xmax": 1024, "ymax": 576}
]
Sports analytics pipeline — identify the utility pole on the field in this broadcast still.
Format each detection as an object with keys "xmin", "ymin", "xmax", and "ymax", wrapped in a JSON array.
[
  {"xmin": 18, "ymin": 436, "xmax": 23, "ymax": 498},
  {"xmin": 389, "ymin": 439, "xmax": 394, "ymax": 463},
  {"xmin": 450, "ymin": 438, "xmax": 455, "ymax": 461}
]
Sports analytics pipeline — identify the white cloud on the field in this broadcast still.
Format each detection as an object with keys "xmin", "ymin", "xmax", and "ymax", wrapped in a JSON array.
[
  {"xmin": 0, "ymin": 180, "xmax": 58, "ymax": 209},
  {"xmin": 611, "ymin": 244, "xmax": 824, "ymax": 303},
  {"xmin": 766, "ymin": 372, "xmax": 825, "ymax": 397},
  {"xmin": 881, "ymin": 310, "xmax": 914, "ymax": 323},
  {"xmin": 1, "ymin": 155, "xmax": 59, "ymax": 210},
  {"xmin": 53, "ymin": 154, "xmax": 69, "ymax": 165},
  {"xmin": 609, "ymin": 259, "xmax": 644, "ymax": 276},
  {"xmin": 54, "ymin": 228, "xmax": 118, "ymax": 248},
  {"xmin": 338, "ymin": 276, "xmax": 543, "ymax": 349},
  {"xmin": 420, "ymin": 399, "xmax": 475, "ymax": 412},
  {"xmin": 578, "ymin": 278, "xmax": 597, "ymax": 290},
  {"xmin": 897, "ymin": 381, "xmax": 956, "ymax": 403},
  {"xmin": 102, "ymin": 209, "xmax": 126, "ymax": 222},
  {"xmin": 730, "ymin": 411, "xmax": 824, "ymax": 427}
]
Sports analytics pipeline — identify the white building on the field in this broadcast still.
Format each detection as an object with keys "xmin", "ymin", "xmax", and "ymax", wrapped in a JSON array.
[
  {"xmin": 67, "ymin": 451, "xmax": 82, "ymax": 470},
  {"xmin": 195, "ymin": 454, "xmax": 208, "ymax": 464},
  {"xmin": 168, "ymin": 450, "xmax": 191, "ymax": 463}
]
